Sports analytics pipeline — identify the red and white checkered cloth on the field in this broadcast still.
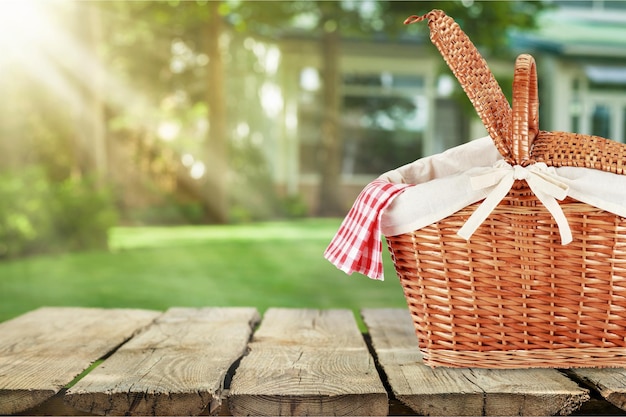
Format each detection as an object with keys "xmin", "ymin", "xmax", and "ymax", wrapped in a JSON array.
[{"xmin": 324, "ymin": 179, "xmax": 412, "ymax": 280}]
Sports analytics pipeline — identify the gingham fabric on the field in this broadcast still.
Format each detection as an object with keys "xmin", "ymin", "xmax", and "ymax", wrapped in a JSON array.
[{"xmin": 324, "ymin": 179, "xmax": 412, "ymax": 280}]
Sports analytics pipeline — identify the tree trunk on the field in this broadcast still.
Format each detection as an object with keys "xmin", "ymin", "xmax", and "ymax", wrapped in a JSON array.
[
  {"xmin": 203, "ymin": 2, "xmax": 229, "ymax": 223},
  {"xmin": 316, "ymin": 25, "xmax": 344, "ymax": 216}
]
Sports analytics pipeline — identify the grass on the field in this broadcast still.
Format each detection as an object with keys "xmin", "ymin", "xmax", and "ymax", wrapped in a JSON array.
[{"xmin": 0, "ymin": 218, "xmax": 408, "ymax": 325}]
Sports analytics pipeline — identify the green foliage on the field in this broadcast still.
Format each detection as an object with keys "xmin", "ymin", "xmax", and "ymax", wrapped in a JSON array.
[
  {"xmin": 0, "ymin": 168, "xmax": 54, "ymax": 258},
  {"xmin": 51, "ymin": 177, "xmax": 118, "ymax": 252},
  {"xmin": 278, "ymin": 195, "xmax": 309, "ymax": 219},
  {"xmin": 383, "ymin": 1, "xmax": 549, "ymax": 55},
  {"xmin": 0, "ymin": 168, "xmax": 117, "ymax": 259}
]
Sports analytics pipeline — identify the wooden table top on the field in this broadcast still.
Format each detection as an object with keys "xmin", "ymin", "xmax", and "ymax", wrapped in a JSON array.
[{"xmin": 1, "ymin": 307, "xmax": 625, "ymax": 416}]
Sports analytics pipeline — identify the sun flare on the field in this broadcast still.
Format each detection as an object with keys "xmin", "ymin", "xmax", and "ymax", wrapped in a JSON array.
[{"xmin": 0, "ymin": 0, "xmax": 56, "ymax": 56}]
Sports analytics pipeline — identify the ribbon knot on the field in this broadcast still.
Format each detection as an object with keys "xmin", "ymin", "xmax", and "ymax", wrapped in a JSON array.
[
  {"xmin": 457, "ymin": 161, "xmax": 573, "ymax": 244},
  {"xmin": 513, "ymin": 165, "xmax": 529, "ymax": 180}
]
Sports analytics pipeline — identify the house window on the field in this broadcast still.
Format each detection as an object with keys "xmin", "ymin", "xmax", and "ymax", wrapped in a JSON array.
[
  {"xmin": 341, "ymin": 72, "xmax": 426, "ymax": 176},
  {"xmin": 591, "ymin": 104, "xmax": 611, "ymax": 139},
  {"xmin": 298, "ymin": 69, "xmax": 427, "ymax": 177},
  {"xmin": 584, "ymin": 68, "xmax": 626, "ymax": 143},
  {"xmin": 585, "ymin": 98, "xmax": 626, "ymax": 143}
]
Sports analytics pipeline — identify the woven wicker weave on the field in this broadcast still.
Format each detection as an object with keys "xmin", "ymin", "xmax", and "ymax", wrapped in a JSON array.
[{"xmin": 389, "ymin": 10, "xmax": 626, "ymax": 368}]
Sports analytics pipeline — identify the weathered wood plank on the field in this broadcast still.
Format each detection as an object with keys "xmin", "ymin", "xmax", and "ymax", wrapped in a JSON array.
[
  {"xmin": 228, "ymin": 308, "xmax": 388, "ymax": 416},
  {"xmin": 65, "ymin": 307, "xmax": 260, "ymax": 416},
  {"xmin": 362, "ymin": 308, "xmax": 590, "ymax": 416},
  {"xmin": 569, "ymin": 368, "xmax": 626, "ymax": 411},
  {"xmin": 0, "ymin": 307, "xmax": 159, "ymax": 415}
]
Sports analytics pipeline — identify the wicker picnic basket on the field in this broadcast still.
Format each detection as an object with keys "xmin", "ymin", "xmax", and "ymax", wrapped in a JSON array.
[{"xmin": 386, "ymin": 10, "xmax": 626, "ymax": 368}]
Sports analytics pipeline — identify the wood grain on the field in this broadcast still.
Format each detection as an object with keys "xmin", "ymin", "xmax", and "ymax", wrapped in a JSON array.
[
  {"xmin": 570, "ymin": 368, "xmax": 626, "ymax": 411},
  {"xmin": 0, "ymin": 307, "xmax": 159, "ymax": 415},
  {"xmin": 362, "ymin": 308, "xmax": 590, "ymax": 416},
  {"xmin": 65, "ymin": 307, "xmax": 259, "ymax": 416},
  {"xmin": 228, "ymin": 308, "xmax": 387, "ymax": 416}
]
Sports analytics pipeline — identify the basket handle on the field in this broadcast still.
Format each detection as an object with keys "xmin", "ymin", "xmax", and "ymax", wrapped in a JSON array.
[
  {"xmin": 511, "ymin": 54, "xmax": 539, "ymax": 166},
  {"xmin": 405, "ymin": 10, "xmax": 514, "ymax": 164}
]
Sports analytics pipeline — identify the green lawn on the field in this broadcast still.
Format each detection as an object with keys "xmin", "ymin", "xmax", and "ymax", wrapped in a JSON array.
[{"xmin": 0, "ymin": 218, "xmax": 408, "ymax": 325}]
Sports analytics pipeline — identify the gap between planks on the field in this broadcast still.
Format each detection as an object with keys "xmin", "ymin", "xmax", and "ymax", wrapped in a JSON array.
[
  {"xmin": 65, "ymin": 307, "xmax": 260, "ymax": 416},
  {"xmin": 362, "ymin": 308, "xmax": 592, "ymax": 416},
  {"xmin": 0, "ymin": 307, "xmax": 160, "ymax": 415},
  {"xmin": 228, "ymin": 308, "xmax": 388, "ymax": 416}
]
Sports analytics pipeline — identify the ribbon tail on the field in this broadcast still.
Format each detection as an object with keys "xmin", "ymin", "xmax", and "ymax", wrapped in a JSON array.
[
  {"xmin": 457, "ymin": 174, "xmax": 515, "ymax": 240},
  {"xmin": 532, "ymin": 188, "xmax": 573, "ymax": 245}
]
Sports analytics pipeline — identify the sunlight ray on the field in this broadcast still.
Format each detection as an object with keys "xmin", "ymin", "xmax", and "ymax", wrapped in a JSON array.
[
  {"xmin": 0, "ymin": 1, "xmax": 151, "ymax": 120},
  {"xmin": 0, "ymin": 0, "xmax": 236, "ymax": 216}
]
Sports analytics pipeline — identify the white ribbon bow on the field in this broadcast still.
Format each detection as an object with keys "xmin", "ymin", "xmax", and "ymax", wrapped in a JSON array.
[{"xmin": 457, "ymin": 161, "xmax": 573, "ymax": 245}]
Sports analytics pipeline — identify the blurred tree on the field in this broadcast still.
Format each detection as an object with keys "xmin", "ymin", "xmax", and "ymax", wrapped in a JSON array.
[
  {"xmin": 85, "ymin": 1, "xmax": 232, "ymax": 222},
  {"xmin": 90, "ymin": 1, "xmax": 299, "ymax": 223},
  {"xmin": 317, "ymin": 3, "xmax": 345, "ymax": 216},
  {"xmin": 226, "ymin": 1, "xmax": 369, "ymax": 215}
]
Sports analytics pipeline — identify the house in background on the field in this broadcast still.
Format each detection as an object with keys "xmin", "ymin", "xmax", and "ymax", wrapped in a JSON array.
[
  {"xmin": 511, "ymin": 0, "xmax": 626, "ymax": 142},
  {"xmin": 273, "ymin": 31, "xmax": 475, "ymax": 213},
  {"xmin": 275, "ymin": 37, "xmax": 461, "ymax": 213},
  {"xmin": 236, "ymin": 0, "xmax": 626, "ymax": 215}
]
